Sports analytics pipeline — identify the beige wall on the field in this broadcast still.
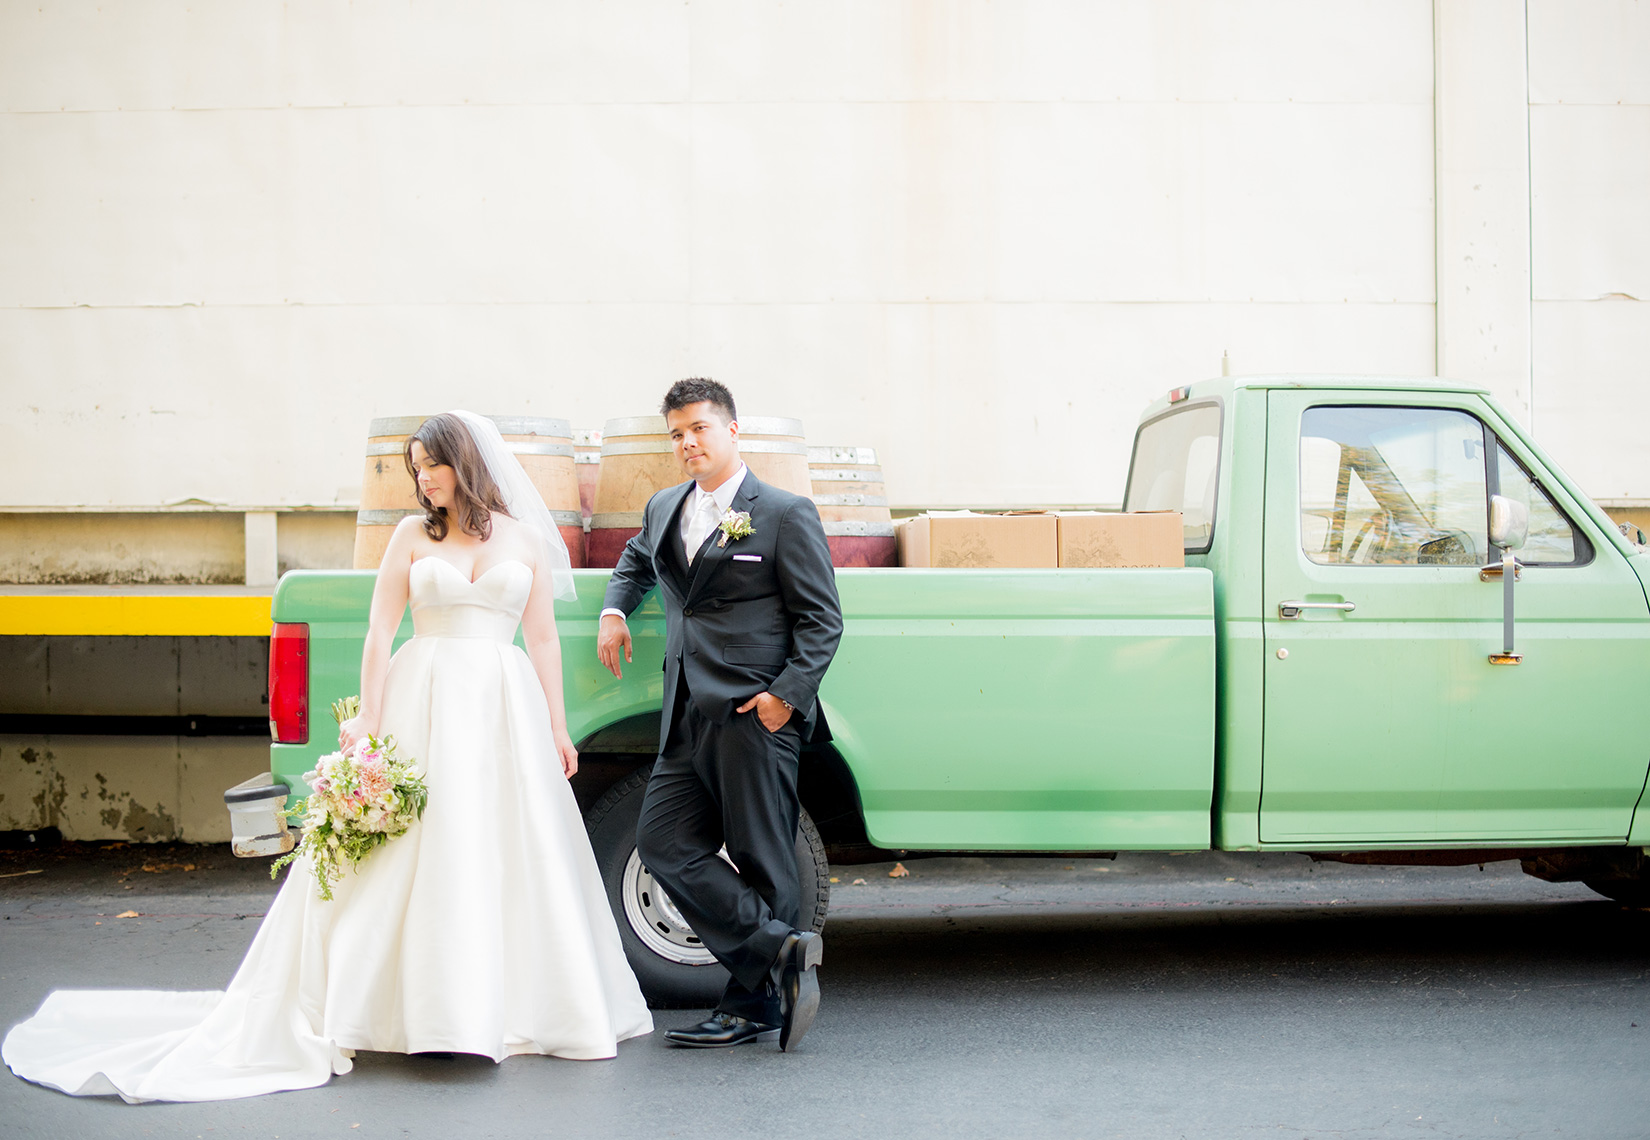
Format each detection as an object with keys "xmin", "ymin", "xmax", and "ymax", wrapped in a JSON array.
[
  {"xmin": 1528, "ymin": 0, "xmax": 1650, "ymax": 503},
  {"xmin": 0, "ymin": 1, "xmax": 1643, "ymax": 516},
  {"xmin": 0, "ymin": 510, "xmax": 355, "ymax": 583}
]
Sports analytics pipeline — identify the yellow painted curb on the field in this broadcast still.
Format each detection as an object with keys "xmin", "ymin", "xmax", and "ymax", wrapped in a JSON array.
[{"xmin": 0, "ymin": 594, "xmax": 274, "ymax": 637}]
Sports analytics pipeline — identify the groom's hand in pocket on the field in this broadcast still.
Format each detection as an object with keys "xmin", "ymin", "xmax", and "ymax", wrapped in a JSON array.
[
  {"xmin": 597, "ymin": 614, "xmax": 632, "ymax": 679},
  {"xmin": 737, "ymin": 692, "xmax": 793, "ymax": 733}
]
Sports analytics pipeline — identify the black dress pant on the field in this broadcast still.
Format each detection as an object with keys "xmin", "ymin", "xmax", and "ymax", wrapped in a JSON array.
[{"xmin": 636, "ymin": 682, "xmax": 803, "ymax": 1024}]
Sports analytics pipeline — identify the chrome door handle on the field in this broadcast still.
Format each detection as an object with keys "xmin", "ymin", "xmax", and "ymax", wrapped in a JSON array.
[{"xmin": 1278, "ymin": 600, "xmax": 1355, "ymax": 620}]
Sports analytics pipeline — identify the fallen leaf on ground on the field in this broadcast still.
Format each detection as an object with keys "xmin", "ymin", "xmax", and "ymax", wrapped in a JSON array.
[
  {"xmin": 140, "ymin": 862, "xmax": 197, "ymax": 874},
  {"xmin": 828, "ymin": 877, "xmax": 839, "ymax": 883},
  {"xmin": 851, "ymin": 878, "xmax": 866, "ymax": 885},
  {"xmin": 888, "ymin": 862, "xmax": 909, "ymax": 878},
  {"xmin": 116, "ymin": 910, "xmax": 140, "ymax": 918}
]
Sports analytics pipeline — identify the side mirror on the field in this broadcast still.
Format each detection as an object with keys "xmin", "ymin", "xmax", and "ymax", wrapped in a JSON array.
[{"xmin": 1489, "ymin": 494, "xmax": 1529, "ymax": 552}]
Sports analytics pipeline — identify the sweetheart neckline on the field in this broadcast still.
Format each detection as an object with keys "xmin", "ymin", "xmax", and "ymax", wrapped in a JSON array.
[{"xmin": 413, "ymin": 557, "xmax": 530, "ymax": 586}]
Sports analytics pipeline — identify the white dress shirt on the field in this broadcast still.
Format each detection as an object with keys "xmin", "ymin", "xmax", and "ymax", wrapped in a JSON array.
[{"xmin": 602, "ymin": 464, "xmax": 748, "ymax": 623}]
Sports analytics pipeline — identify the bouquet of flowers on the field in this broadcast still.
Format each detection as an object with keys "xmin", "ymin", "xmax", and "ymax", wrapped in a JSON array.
[{"xmin": 270, "ymin": 696, "xmax": 429, "ymax": 900}]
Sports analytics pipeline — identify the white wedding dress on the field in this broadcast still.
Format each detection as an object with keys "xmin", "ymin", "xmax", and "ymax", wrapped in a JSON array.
[{"xmin": 3, "ymin": 557, "xmax": 652, "ymax": 1103}]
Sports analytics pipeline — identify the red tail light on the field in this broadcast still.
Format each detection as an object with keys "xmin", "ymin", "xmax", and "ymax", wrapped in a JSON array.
[{"xmin": 269, "ymin": 623, "xmax": 309, "ymax": 744}]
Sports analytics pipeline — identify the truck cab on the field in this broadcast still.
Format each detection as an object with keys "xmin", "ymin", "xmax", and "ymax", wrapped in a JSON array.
[{"xmin": 1126, "ymin": 376, "xmax": 1650, "ymax": 853}]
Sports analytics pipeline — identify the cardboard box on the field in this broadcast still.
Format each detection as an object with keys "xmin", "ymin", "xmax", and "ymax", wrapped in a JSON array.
[
  {"xmin": 1056, "ymin": 511, "xmax": 1185, "ymax": 568},
  {"xmin": 896, "ymin": 512, "xmax": 1059, "ymax": 568}
]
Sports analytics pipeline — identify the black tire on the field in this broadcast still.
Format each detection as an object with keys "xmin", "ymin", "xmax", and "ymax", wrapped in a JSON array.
[
  {"xmin": 584, "ymin": 768, "xmax": 830, "ymax": 1008},
  {"xmin": 1584, "ymin": 879, "xmax": 1650, "ymax": 906}
]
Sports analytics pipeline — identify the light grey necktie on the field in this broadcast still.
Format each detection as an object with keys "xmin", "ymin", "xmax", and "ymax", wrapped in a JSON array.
[{"xmin": 686, "ymin": 494, "xmax": 720, "ymax": 564}]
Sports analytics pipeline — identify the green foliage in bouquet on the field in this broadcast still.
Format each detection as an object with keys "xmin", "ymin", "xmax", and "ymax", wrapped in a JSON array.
[{"xmin": 270, "ymin": 696, "xmax": 428, "ymax": 900}]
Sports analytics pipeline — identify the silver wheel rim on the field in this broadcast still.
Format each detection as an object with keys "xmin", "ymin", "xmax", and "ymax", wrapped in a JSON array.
[{"xmin": 621, "ymin": 850, "xmax": 719, "ymax": 966}]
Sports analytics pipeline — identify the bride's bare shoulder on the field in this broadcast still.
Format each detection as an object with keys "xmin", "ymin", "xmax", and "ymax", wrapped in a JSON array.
[{"xmin": 382, "ymin": 515, "xmax": 433, "ymax": 567}]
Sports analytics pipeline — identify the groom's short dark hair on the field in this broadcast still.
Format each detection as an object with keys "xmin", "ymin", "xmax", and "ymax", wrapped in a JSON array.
[{"xmin": 661, "ymin": 378, "xmax": 737, "ymax": 424}]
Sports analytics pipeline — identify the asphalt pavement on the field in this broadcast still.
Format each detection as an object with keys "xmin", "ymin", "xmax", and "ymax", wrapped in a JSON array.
[{"xmin": 3, "ymin": 843, "xmax": 1647, "ymax": 1139}]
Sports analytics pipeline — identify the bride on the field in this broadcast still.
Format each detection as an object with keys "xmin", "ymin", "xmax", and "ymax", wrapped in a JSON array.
[{"xmin": 3, "ymin": 411, "xmax": 653, "ymax": 1103}]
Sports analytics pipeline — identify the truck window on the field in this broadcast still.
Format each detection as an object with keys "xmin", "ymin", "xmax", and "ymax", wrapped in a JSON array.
[
  {"xmin": 1494, "ymin": 441, "xmax": 1585, "ymax": 565},
  {"xmin": 1299, "ymin": 406, "xmax": 1487, "ymax": 566},
  {"xmin": 1124, "ymin": 403, "xmax": 1221, "ymax": 552}
]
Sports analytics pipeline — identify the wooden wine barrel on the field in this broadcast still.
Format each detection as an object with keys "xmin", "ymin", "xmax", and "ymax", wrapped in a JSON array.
[
  {"xmin": 809, "ymin": 445, "xmax": 896, "ymax": 568},
  {"xmin": 352, "ymin": 414, "xmax": 585, "ymax": 571},
  {"xmin": 588, "ymin": 416, "xmax": 811, "ymax": 568},
  {"xmin": 574, "ymin": 428, "xmax": 602, "ymax": 522}
]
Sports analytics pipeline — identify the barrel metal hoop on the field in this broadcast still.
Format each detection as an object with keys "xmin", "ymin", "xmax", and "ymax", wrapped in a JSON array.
[
  {"xmin": 821, "ymin": 521, "xmax": 896, "ymax": 537},
  {"xmin": 590, "ymin": 512, "xmax": 647, "ymax": 528},
  {"xmin": 599, "ymin": 441, "xmax": 675, "ymax": 456},
  {"xmin": 356, "ymin": 508, "xmax": 421, "ymax": 525},
  {"xmin": 602, "ymin": 416, "xmax": 668, "ymax": 437},
  {"xmin": 809, "ymin": 469, "xmax": 884, "ymax": 483},
  {"xmin": 366, "ymin": 416, "xmax": 431, "ymax": 436},
  {"xmin": 359, "ymin": 507, "xmax": 581, "ymax": 527},
  {"xmin": 603, "ymin": 415, "xmax": 806, "ymax": 439},
  {"xmin": 491, "ymin": 416, "xmax": 572, "ymax": 437},
  {"xmin": 731, "ymin": 440, "xmax": 810, "ymax": 456},
  {"xmin": 808, "ymin": 446, "xmax": 878, "ymax": 465},
  {"xmin": 367, "ymin": 415, "xmax": 571, "ymax": 438},
  {"xmin": 600, "ymin": 439, "xmax": 808, "ymax": 457},
  {"xmin": 367, "ymin": 441, "xmax": 572, "ymax": 458},
  {"xmin": 506, "ymin": 443, "xmax": 575, "ymax": 458},
  {"xmin": 812, "ymin": 494, "xmax": 889, "ymax": 508}
]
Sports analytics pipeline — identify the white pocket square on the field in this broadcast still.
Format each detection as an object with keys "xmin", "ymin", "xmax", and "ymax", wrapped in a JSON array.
[{"xmin": 732, "ymin": 554, "xmax": 763, "ymax": 562}]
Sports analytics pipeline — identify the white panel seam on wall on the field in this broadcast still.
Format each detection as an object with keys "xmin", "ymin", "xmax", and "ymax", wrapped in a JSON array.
[
  {"xmin": 1, "ymin": 99, "xmax": 1438, "ymax": 113},
  {"xmin": 1524, "ymin": 0, "xmax": 1536, "ymax": 431}
]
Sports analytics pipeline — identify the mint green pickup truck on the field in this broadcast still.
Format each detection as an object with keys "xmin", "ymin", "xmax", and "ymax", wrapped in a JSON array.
[{"xmin": 235, "ymin": 376, "xmax": 1650, "ymax": 1005}]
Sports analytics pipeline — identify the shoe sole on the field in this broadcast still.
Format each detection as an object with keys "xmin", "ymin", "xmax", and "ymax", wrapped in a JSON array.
[
  {"xmin": 780, "ymin": 934, "xmax": 824, "ymax": 1052},
  {"xmin": 662, "ymin": 1035, "xmax": 764, "ymax": 1049}
]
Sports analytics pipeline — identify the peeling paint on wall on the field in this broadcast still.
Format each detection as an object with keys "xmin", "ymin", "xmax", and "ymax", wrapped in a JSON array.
[
  {"xmin": 120, "ymin": 801, "xmax": 178, "ymax": 842},
  {"xmin": 0, "ymin": 736, "xmax": 265, "ymax": 843}
]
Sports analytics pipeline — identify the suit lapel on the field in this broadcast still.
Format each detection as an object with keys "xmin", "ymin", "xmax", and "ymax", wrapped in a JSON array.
[
  {"xmin": 685, "ymin": 471, "xmax": 761, "ymax": 602},
  {"xmin": 657, "ymin": 481, "xmax": 698, "ymax": 592}
]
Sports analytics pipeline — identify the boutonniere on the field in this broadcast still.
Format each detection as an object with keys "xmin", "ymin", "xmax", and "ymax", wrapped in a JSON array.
[{"xmin": 717, "ymin": 509, "xmax": 755, "ymax": 547}]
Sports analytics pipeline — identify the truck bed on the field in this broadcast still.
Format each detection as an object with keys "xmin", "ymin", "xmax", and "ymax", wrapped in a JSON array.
[{"xmin": 272, "ymin": 566, "xmax": 1216, "ymax": 853}]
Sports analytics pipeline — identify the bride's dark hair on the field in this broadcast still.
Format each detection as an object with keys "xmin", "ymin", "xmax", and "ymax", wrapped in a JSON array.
[{"xmin": 404, "ymin": 413, "xmax": 511, "ymax": 542}]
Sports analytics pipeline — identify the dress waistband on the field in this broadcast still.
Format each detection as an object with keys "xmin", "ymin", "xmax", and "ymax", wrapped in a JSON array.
[{"xmin": 409, "ymin": 604, "xmax": 519, "ymax": 643}]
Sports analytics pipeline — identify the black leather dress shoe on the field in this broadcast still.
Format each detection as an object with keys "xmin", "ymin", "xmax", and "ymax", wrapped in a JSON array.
[
  {"xmin": 662, "ymin": 1012, "xmax": 777, "ymax": 1048},
  {"xmin": 777, "ymin": 930, "xmax": 823, "ymax": 1052}
]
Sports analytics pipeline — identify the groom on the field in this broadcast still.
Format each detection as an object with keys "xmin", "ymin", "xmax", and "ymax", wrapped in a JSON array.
[{"xmin": 597, "ymin": 379, "xmax": 844, "ymax": 1051}]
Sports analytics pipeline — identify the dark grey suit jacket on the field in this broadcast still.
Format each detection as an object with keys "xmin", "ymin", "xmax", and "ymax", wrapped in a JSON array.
[{"xmin": 602, "ymin": 470, "xmax": 844, "ymax": 752}]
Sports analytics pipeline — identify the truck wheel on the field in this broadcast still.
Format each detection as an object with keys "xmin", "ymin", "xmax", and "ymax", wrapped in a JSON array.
[
  {"xmin": 583, "ymin": 768, "xmax": 831, "ymax": 1008},
  {"xmin": 1584, "ymin": 879, "xmax": 1650, "ymax": 906}
]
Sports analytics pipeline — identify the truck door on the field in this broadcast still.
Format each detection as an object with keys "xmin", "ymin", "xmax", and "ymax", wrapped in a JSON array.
[{"xmin": 1260, "ymin": 389, "xmax": 1650, "ymax": 845}]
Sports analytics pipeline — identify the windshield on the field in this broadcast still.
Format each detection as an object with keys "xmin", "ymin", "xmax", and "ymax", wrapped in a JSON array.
[{"xmin": 1124, "ymin": 403, "xmax": 1222, "ymax": 552}]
